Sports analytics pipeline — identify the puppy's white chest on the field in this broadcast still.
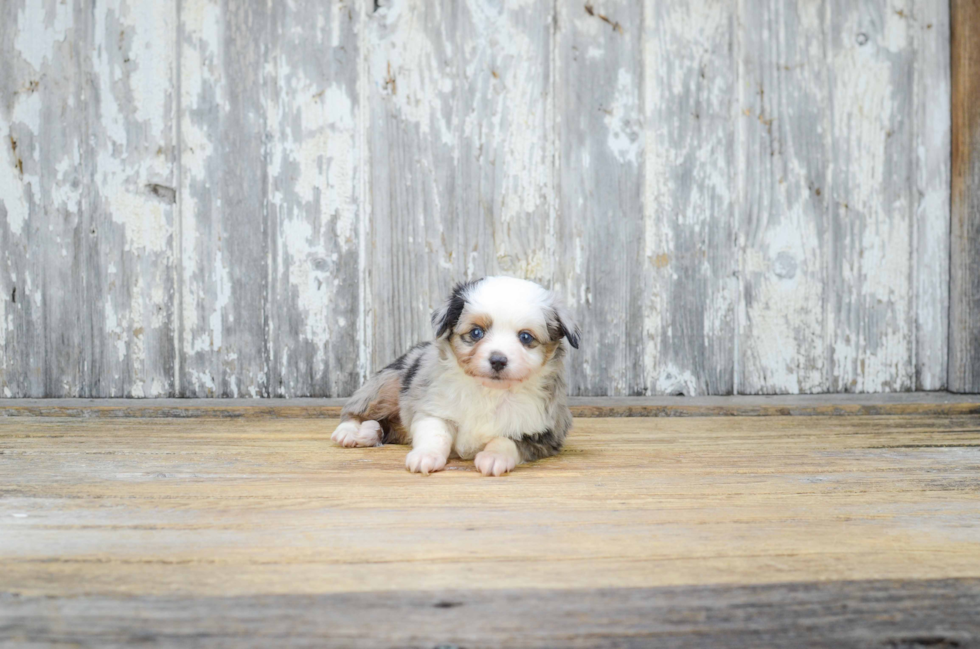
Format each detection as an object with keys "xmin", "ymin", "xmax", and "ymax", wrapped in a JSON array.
[{"xmin": 430, "ymin": 376, "xmax": 549, "ymax": 459}]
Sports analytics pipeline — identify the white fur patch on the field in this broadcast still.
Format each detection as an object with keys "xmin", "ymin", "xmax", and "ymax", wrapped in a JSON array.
[{"xmin": 422, "ymin": 358, "xmax": 555, "ymax": 459}]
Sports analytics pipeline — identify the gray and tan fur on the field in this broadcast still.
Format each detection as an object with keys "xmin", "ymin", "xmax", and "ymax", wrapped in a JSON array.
[{"xmin": 332, "ymin": 277, "xmax": 580, "ymax": 476}]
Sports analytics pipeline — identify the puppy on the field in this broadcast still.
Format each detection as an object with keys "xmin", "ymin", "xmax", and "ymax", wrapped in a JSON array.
[{"xmin": 331, "ymin": 276, "xmax": 580, "ymax": 476}]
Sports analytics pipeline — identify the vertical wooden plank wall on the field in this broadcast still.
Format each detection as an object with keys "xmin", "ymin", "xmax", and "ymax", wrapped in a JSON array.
[
  {"xmin": 915, "ymin": 0, "xmax": 951, "ymax": 390},
  {"xmin": 556, "ymin": 0, "xmax": 645, "ymax": 396},
  {"xmin": 179, "ymin": 0, "xmax": 363, "ymax": 397},
  {"xmin": 179, "ymin": 0, "xmax": 270, "ymax": 397},
  {"xmin": 1, "ymin": 0, "xmax": 177, "ymax": 397},
  {"xmin": 643, "ymin": 1, "xmax": 737, "ymax": 396},
  {"xmin": 266, "ymin": 1, "xmax": 363, "ymax": 397},
  {"xmin": 950, "ymin": 0, "xmax": 980, "ymax": 393},
  {"xmin": 737, "ymin": 0, "xmax": 831, "ymax": 394},
  {"xmin": 0, "ymin": 0, "xmax": 959, "ymax": 397},
  {"xmin": 824, "ymin": 0, "xmax": 918, "ymax": 393},
  {"xmin": 737, "ymin": 0, "xmax": 947, "ymax": 394}
]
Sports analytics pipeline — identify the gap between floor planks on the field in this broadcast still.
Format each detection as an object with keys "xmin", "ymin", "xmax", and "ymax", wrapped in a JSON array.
[{"xmin": 1, "ymin": 392, "xmax": 980, "ymax": 419}]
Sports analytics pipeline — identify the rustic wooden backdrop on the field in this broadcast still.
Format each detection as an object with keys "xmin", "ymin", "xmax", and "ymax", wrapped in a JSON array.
[{"xmin": 0, "ymin": 0, "xmax": 958, "ymax": 397}]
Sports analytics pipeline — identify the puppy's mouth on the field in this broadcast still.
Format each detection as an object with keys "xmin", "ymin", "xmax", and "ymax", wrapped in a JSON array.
[
  {"xmin": 476, "ymin": 375, "xmax": 524, "ymax": 389},
  {"xmin": 460, "ymin": 366, "xmax": 527, "ymax": 389}
]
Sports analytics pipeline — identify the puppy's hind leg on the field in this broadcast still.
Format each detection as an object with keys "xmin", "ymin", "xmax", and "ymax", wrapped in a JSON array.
[
  {"xmin": 332, "ymin": 419, "xmax": 383, "ymax": 448},
  {"xmin": 332, "ymin": 369, "xmax": 401, "ymax": 448}
]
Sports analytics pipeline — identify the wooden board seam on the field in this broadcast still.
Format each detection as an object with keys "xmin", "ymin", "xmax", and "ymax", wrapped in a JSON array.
[{"xmin": 1, "ymin": 393, "xmax": 979, "ymax": 418}]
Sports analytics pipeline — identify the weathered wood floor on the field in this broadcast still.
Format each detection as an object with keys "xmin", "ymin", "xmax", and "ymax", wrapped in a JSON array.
[{"xmin": 2, "ymin": 408, "xmax": 980, "ymax": 647}]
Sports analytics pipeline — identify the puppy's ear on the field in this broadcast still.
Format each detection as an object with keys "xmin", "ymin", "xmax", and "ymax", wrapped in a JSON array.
[
  {"xmin": 548, "ymin": 298, "xmax": 581, "ymax": 349},
  {"xmin": 431, "ymin": 280, "xmax": 478, "ymax": 339}
]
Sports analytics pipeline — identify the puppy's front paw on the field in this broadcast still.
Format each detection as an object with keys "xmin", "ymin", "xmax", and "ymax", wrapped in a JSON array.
[
  {"xmin": 331, "ymin": 420, "xmax": 383, "ymax": 448},
  {"xmin": 405, "ymin": 449, "xmax": 447, "ymax": 475},
  {"xmin": 474, "ymin": 451, "xmax": 516, "ymax": 477}
]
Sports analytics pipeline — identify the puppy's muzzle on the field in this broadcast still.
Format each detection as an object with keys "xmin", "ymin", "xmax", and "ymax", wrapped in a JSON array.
[{"xmin": 489, "ymin": 352, "xmax": 508, "ymax": 373}]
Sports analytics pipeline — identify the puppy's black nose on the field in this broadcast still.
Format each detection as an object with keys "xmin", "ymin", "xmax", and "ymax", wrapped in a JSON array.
[{"xmin": 489, "ymin": 352, "xmax": 508, "ymax": 372}]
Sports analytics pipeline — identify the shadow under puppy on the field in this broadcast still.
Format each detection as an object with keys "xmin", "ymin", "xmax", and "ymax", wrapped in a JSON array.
[{"xmin": 332, "ymin": 276, "xmax": 580, "ymax": 476}]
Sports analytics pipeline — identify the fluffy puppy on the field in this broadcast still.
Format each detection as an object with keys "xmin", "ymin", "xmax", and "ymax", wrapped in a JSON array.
[{"xmin": 331, "ymin": 276, "xmax": 579, "ymax": 476}]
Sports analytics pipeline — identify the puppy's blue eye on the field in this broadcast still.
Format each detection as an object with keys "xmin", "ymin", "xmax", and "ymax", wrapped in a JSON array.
[
  {"xmin": 469, "ymin": 327, "xmax": 484, "ymax": 341},
  {"xmin": 519, "ymin": 331, "xmax": 534, "ymax": 345}
]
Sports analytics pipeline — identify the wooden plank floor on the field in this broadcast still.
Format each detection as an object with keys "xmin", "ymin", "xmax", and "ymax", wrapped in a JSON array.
[
  {"xmin": 4, "ymin": 392, "xmax": 980, "ymax": 418},
  {"xmin": 2, "ymin": 413, "xmax": 980, "ymax": 647}
]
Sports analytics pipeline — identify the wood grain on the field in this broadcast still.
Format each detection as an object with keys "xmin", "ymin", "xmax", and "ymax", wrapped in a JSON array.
[
  {"xmin": 3, "ymin": 394, "xmax": 980, "ymax": 418},
  {"xmin": 3, "ymin": 412, "xmax": 979, "ymax": 644},
  {"xmin": 0, "ymin": 0, "xmax": 177, "ymax": 398},
  {"xmin": 737, "ymin": 0, "xmax": 832, "ymax": 394},
  {"xmin": 827, "ymin": 0, "xmax": 918, "ymax": 393},
  {"xmin": 950, "ymin": 0, "xmax": 980, "ymax": 393},
  {"xmin": 914, "ymin": 0, "xmax": 951, "ymax": 390},
  {"xmin": 738, "ymin": 0, "xmax": 955, "ymax": 395},
  {"xmin": 642, "ymin": 0, "xmax": 737, "ymax": 396},
  {"xmin": 178, "ymin": 0, "xmax": 270, "ymax": 397},
  {"xmin": 2, "ymin": 414, "xmax": 979, "ymax": 599},
  {"xmin": 265, "ymin": 1, "xmax": 363, "ymax": 397},
  {"xmin": 556, "ymin": 0, "xmax": 646, "ymax": 396},
  {"xmin": 0, "ymin": 0, "xmax": 957, "ymax": 398},
  {"xmin": 177, "ymin": 1, "xmax": 366, "ymax": 398},
  {"xmin": 4, "ymin": 580, "xmax": 979, "ymax": 648}
]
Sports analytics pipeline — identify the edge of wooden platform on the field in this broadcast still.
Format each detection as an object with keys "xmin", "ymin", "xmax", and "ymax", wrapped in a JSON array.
[{"xmin": 1, "ymin": 393, "xmax": 979, "ymax": 418}]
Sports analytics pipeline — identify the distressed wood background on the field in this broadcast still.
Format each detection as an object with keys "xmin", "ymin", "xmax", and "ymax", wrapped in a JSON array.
[
  {"xmin": 950, "ymin": 0, "xmax": 980, "ymax": 393},
  {"xmin": 0, "ymin": 0, "xmax": 954, "ymax": 398}
]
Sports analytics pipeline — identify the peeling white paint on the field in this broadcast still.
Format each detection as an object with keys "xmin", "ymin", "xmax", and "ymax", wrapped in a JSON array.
[
  {"xmin": 0, "ymin": 0, "xmax": 954, "ymax": 398},
  {"xmin": 51, "ymin": 155, "xmax": 83, "ymax": 214},
  {"xmin": 105, "ymin": 189, "xmax": 171, "ymax": 254},
  {"xmin": 127, "ymin": 272, "xmax": 147, "ymax": 395},
  {"xmin": 0, "ymin": 121, "xmax": 29, "ymax": 237},
  {"xmin": 26, "ymin": 271, "xmax": 39, "ymax": 309},
  {"xmin": 372, "ymin": 1, "xmax": 454, "ymax": 146},
  {"xmin": 642, "ymin": 0, "xmax": 737, "ymax": 395},
  {"xmin": 471, "ymin": 7, "xmax": 549, "ymax": 228},
  {"xmin": 913, "ymin": 0, "xmax": 951, "ymax": 390},
  {"xmin": 881, "ymin": 0, "xmax": 911, "ymax": 53},
  {"xmin": 280, "ymin": 217, "xmax": 332, "ymax": 356},
  {"xmin": 285, "ymin": 84, "xmax": 358, "ymax": 249},
  {"xmin": 655, "ymin": 363, "xmax": 699, "ymax": 396},
  {"xmin": 15, "ymin": 0, "xmax": 72, "ymax": 72},
  {"xmin": 128, "ymin": 1, "xmax": 176, "ymax": 139},
  {"xmin": 88, "ymin": 27, "xmax": 175, "ymax": 259},
  {"xmin": 829, "ymin": 7, "xmax": 913, "ymax": 391},
  {"xmin": 0, "ymin": 274, "xmax": 6, "ymax": 362},
  {"xmin": 188, "ymin": 369, "xmax": 216, "ymax": 394},
  {"xmin": 264, "ymin": 5, "xmax": 363, "ymax": 393},
  {"xmin": 604, "ymin": 69, "xmax": 641, "ymax": 165},
  {"xmin": 180, "ymin": 0, "xmax": 226, "ymax": 388},
  {"xmin": 2, "ymin": 89, "xmax": 45, "ymax": 237},
  {"xmin": 209, "ymin": 248, "xmax": 230, "ymax": 353}
]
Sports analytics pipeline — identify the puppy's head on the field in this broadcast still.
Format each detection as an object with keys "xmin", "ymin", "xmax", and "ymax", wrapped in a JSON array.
[{"xmin": 432, "ymin": 277, "xmax": 579, "ymax": 389}]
